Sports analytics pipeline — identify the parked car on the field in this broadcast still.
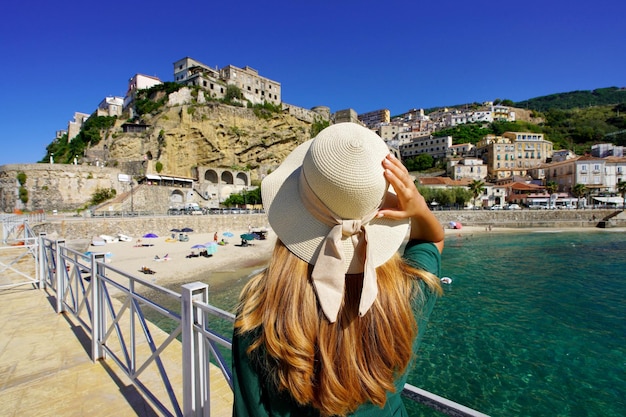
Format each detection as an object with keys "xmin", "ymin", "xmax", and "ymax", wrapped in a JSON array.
[
  {"xmin": 490, "ymin": 205, "xmax": 503, "ymax": 210},
  {"xmin": 505, "ymin": 204, "xmax": 521, "ymax": 210}
]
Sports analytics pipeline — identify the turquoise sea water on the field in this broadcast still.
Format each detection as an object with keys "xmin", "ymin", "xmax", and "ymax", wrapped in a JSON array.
[
  {"xmin": 151, "ymin": 230, "xmax": 626, "ymax": 416},
  {"xmin": 407, "ymin": 230, "xmax": 626, "ymax": 417}
]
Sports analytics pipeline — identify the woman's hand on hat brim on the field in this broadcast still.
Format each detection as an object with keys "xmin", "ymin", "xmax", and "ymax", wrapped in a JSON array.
[
  {"xmin": 379, "ymin": 154, "xmax": 444, "ymax": 251},
  {"xmin": 378, "ymin": 154, "xmax": 428, "ymax": 220}
]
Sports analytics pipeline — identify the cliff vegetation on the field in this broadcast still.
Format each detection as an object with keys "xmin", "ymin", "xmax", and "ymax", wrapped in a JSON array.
[{"xmin": 42, "ymin": 85, "xmax": 321, "ymax": 181}]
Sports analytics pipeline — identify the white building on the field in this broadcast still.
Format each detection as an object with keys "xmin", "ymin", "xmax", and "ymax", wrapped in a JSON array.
[
  {"xmin": 400, "ymin": 135, "xmax": 452, "ymax": 160},
  {"xmin": 124, "ymin": 74, "xmax": 163, "ymax": 110},
  {"xmin": 97, "ymin": 96, "xmax": 124, "ymax": 117},
  {"xmin": 67, "ymin": 112, "xmax": 90, "ymax": 142},
  {"xmin": 173, "ymin": 57, "xmax": 281, "ymax": 106},
  {"xmin": 448, "ymin": 157, "xmax": 487, "ymax": 181}
]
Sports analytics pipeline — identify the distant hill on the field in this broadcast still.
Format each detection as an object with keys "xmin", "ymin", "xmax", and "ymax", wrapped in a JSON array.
[{"xmin": 515, "ymin": 87, "xmax": 626, "ymax": 111}]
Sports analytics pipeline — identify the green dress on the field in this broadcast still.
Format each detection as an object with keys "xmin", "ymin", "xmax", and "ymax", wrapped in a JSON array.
[{"xmin": 232, "ymin": 240, "xmax": 441, "ymax": 417}]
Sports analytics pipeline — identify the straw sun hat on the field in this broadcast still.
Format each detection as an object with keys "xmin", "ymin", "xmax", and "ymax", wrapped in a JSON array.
[{"xmin": 261, "ymin": 122, "xmax": 410, "ymax": 322}]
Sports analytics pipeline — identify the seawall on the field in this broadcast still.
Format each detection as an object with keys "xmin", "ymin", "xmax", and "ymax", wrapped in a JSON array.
[{"xmin": 29, "ymin": 209, "xmax": 624, "ymax": 242}]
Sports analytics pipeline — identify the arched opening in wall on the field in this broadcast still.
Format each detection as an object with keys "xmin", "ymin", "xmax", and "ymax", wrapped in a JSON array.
[
  {"xmin": 205, "ymin": 169, "xmax": 218, "ymax": 184},
  {"xmin": 221, "ymin": 171, "xmax": 234, "ymax": 185},
  {"xmin": 146, "ymin": 151, "xmax": 153, "ymax": 160},
  {"xmin": 235, "ymin": 172, "xmax": 248, "ymax": 186},
  {"xmin": 170, "ymin": 189, "xmax": 184, "ymax": 204}
]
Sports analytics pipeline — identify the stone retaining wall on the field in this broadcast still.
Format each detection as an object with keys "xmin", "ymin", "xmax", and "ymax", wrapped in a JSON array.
[{"xmin": 29, "ymin": 209, "xmax": 625, "ymax": 242}]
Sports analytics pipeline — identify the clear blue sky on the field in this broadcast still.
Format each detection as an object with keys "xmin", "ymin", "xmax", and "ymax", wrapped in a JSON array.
[{"xmin": 1, "ymin": 0, "xmax": 624, "ymax": 165}]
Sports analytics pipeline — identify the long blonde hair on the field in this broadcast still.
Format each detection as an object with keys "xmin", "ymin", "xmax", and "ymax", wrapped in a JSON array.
[{"xmin": 235, "ymin": 239, "xmax": 441, "ymax": 417}]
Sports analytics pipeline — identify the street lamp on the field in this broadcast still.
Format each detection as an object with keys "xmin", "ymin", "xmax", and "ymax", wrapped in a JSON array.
[{"xmin": 130, "ymin": 181, "xmax": 134, "ymax": 214}]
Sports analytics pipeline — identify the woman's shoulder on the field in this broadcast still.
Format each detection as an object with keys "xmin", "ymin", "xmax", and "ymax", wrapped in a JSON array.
[{"xmin": 402, "ymin": 240, "xmax": 441, "ymax": 276}]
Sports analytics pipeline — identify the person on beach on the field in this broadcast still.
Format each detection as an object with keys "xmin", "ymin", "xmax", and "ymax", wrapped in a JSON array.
[{"xmin": 232, "ymin": 123, "xmax": 444, "ymax": 417}]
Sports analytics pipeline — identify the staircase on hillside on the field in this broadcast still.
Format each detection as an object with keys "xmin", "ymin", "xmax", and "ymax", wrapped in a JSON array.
[
  {"xmin": 596, "ymin": 210, "xmax": 626, "ymax": 228},
  {"xmin": 92, "ymin": 185, "xmax": 140, "ymax": 213},
  {"xmin": 193, "ymin": 187, "xmax": 209, "ymax": 201}
]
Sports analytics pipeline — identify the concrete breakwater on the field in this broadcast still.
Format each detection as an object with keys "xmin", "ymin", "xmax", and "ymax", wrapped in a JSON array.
[{"xmin": 29, "ymin": 209, "xmax": 623, "ymax": 242}]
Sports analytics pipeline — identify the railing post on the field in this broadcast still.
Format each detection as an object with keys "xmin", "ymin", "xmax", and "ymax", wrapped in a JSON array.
[
  {"xmin": 38, "ymin": 233, "xmax": 46, "ymax": 290},
  {"xmin": 55, "ymin": 240, "xmax": 66, "ymax": 313},
  {"xmin": 91, "ymin": 253, "xmax": 106, "ymax": 362},
  {"xmin": 181, "ymin": 282, "xmax": 209, "ymax": 417}
]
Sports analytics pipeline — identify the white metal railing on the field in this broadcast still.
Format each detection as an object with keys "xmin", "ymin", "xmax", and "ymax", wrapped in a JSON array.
[
  {"xmin": 37, "ymin": 235, "xmax": 489, "ymax": 417},
  {"xmin": 0, "ymin": 218, "xmax": 40, "ymax": 290},
  {"xmin": 43, "ymin": 236, "xmax": 185, "ymax": 416}
]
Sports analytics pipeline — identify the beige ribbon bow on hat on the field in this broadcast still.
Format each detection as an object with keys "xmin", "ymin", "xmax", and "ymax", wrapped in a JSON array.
[{"xmin": 299, "ymin": 170, "xmax": 379, "ymax": 323}]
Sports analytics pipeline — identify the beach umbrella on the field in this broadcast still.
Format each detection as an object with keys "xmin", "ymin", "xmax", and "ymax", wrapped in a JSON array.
[
  {"xmin": 182, "ymin": 227, "xmax": 194, "ymax": 233},
  {"xmin": 205, "ymin": 243, "xmax": 218, "ymax": 255},
  {"xmin": 143, "ymin": 233, "xmax": 159, "ymax": 238},
  {"xmin": 240, "ymin": 233, "xmax": 256, "ymax": 241},
  {"xmin": 170, "ymin": 228, "xmax": 181, "ymax": 232},
  {"xmin": 449, "ymin": 221, "xmax": 457, "ymax": 228},
  {"xmin": 222, "ymin": 232, "xmax": 234, "ymax": 237},
  {"xmin": 454, "ymin": 222, "xmax": 463, "ymax": 230},
  {"xmin": 191, "ymin": 244, "xmax": 206, "ymax": 249}
]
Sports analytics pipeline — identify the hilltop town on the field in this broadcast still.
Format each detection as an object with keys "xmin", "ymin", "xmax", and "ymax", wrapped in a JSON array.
[{"xmin": 1, "ymin": 56, "xmax": 625, "ymax": 214}]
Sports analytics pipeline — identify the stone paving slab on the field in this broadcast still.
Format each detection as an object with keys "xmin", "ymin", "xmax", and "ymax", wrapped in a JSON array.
[{"xmin": 0, "ymin": 286, "xmax": 233, "ymax": 417}]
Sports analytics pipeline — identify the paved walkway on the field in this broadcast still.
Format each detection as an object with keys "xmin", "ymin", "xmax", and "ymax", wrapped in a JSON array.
[{"xmin": 0, "ymin": 285, "xmax": 233, "ymax": 417}]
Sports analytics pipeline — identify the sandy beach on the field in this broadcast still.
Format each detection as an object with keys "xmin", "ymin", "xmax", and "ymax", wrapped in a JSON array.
[
  {"xmin": 71, "ymin": 224, "xmax": 617, "ymax": 289},
  {"xmin": 75, "ymin": 228, "xmax": 278, "ymax": 288}
]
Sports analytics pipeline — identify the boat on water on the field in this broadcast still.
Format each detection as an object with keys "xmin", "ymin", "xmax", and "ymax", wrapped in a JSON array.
[
  {"xmin": 91, "ymin": 236, "xmax": 105, "ymax": 246},
  {"xmin": 440, "ymin": 277, "xmax": 452, "ymax": 284}
]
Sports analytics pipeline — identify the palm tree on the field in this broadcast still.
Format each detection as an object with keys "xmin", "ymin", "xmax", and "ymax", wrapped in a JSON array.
[
  {"xmin": 617, "ymin": 180, "xmax": 626, "ymax": 210},
  {"xmin": 468, "ymin": 180, "xmax": 485, "ymax": 209},
  {"xmin": 545, "ymin": 181, "xmax": 559, "ymax": 195},
  {"xmin": 572, "ymin": 183, "xmax": 587, "ymax": 209}
]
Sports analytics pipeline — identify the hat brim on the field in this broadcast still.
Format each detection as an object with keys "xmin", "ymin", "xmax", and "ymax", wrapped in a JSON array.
[{"xmin": 262, "ymin": 140, "xmax": 409, "ymax": 274}]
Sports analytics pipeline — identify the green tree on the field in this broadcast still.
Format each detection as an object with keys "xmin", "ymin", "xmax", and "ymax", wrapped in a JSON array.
[
  {"xmin": 155, "ymin": 161, "xmax": 163, "ymax": 173},
  {"xmin": 405, "ymin": 154, "xmax": 434, "ymax": 171},
  {"xmin": 223, "ymin": 85, "xmax": 244, "ymax": 106},
  {"xmin": 18, "ymin": 187, "xmax": 28, "ymax": 204},
  {"xmin": 453, "ymin": 187, "xmax": 473, "ymax": 208},
  {"xmin": 90, "ymin": 188, "xmax": 117, "ymax": 206},
  {"xmin": 572, "ymin": 183, "xmax": 587, "ymax": 209},
  {"xmin": 311, "ymin": 118, "xmax": 330, "ymax": 138},
  {"xmin": 17, "ymin": 172, "xmax": 27, "ymax": 186},
  {"xmin": 468, "ymin": 180, "xmax": 485, "ymax": 208},
  {"xmin": 545, "ymin": 181, "xmax": 559, "ymax": 195}
]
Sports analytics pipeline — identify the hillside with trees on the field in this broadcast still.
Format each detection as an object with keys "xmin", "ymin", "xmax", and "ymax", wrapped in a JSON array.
[
  {"xmin": 515, "ymin": 87, "xmax": 626, "ymax": 111},
  {"xmin": 427, "ymin": 87, "xmax": 626, "ymax": 155}
]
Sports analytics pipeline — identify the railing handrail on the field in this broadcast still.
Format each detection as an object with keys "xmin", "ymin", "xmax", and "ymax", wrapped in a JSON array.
[{"xmin": 36, "ymin": 235, "xmax": 489, "ymax": 417}]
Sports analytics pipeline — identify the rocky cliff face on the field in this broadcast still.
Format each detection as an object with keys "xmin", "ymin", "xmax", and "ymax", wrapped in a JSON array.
[{"xmin": 94, "ymin": 99, "xmax": 313, "ymax": 181}]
